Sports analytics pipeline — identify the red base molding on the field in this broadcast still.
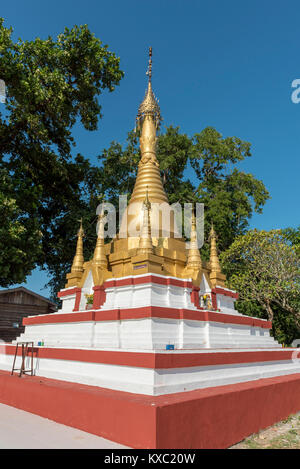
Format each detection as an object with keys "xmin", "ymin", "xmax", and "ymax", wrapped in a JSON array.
[
  {"xmin": 23, "ymin": 305, "xmax": 271, "ymax": 329},
  {"xmin": 1, "ymin": 370, "xmax": 300, "ymax": 448},
  {"xmin": 2, "ymin": 344, "xmax": 296, "ymax": 369}
]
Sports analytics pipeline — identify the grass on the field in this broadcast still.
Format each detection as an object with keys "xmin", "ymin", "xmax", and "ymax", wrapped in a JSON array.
[{"xmin": 230, "ymin": 412, "xmax": 300, "ymax": 449}]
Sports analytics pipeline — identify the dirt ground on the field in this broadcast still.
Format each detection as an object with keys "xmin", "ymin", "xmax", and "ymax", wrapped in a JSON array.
[{"xmin": 230, "ymin": 412, "xmax": 300, "ymax": 449}]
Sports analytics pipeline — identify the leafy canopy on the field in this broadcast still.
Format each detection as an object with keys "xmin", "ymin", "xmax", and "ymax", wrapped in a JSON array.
[
  {"xmin": 221, "ymin": 229, "xmax": 300, "ymax": 327},
  {"xmin": 0, "ymin": 18, "xmax": 123, "ymax": 287}
]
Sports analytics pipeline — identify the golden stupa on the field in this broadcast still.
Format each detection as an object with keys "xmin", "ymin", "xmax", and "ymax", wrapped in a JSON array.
[{"xmin": 65, "ymin": 48, "xmax": 226, "ymax": 290}]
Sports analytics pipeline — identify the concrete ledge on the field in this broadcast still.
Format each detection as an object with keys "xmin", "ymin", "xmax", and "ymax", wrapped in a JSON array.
[
  {"xmin": 1, "ymin": 370, "xmax": 300, "ymax": 448},
  {"xmin": 1, "ymin": 346, "xmax": 299, "ymax": 396},
  {"xmin": 2, "ymin": 344, "xmax": 296, "ymax": 368}
]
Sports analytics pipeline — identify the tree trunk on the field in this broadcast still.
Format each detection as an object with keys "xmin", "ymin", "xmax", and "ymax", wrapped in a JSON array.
[
  {"xmin": 264, "ymin": 299, "xmax": 274, "ymax": 322},
  {"xmin": 272, "ymin": 299, "xmax": 300, "ymax": 329}
]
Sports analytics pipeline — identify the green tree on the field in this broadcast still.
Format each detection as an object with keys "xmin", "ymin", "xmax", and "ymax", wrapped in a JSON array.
[
  {"xmin": 190, "ymin": 127, "xmax": 269, "ymax": 258},
  {"xmin": 221, "ymin": 229, "xmax": 300, "ymax": 342},
  {"xmin": 282, "ymin": 226, "xmax": 300, "ymax": 256},
  {"xmin": 0, "ymin": 18, "xmax": 123, "ymax": 286},
  {"xmin": 232, "ymin": 299, "xmax": 300, "ymax": 345},
  {"xmin": 0, "ymin": 170, "xmax": 42, "ymax": 286}
]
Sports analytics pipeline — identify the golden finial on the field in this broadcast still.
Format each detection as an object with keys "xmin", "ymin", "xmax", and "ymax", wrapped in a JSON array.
[
  {"xmin": 93, "ymin": 211, "xmax": 107, "ymax": 268},
  {"xmin": 71, "ymin": 219, "xmax": 85, "ymax": 273},
  {"xmin": 209, "ymin": 224, "xmax": 221, "ymax": 273},
  {"xmin": 137, "ymin": 47, "xmax": 161, "ymax": 130},
  {"xmin": 144, "ymin": 186, "xmax": 151, "ymax": 211},
  {"xmin": 138, "ymin": 188, "xmax": 153, "ymax": 254},
  {"xmin": 77, "ymin": 218, "xmax": 84, "ymax": 237},
  {"xmin": 210, "ymin": 224, "xmax": 216, "ymax": 238},
  {"xmin": 186, "ymin": 208, "xmax": 202, "ymax": 270},
  {"xmin": 146, "ymin": 46, "xmax": 152, "ymax": 83}
]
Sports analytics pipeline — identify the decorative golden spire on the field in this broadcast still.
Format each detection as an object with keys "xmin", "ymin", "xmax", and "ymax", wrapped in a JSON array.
[
  {"xmin": 138, "ymin": 188, "xmax": 154, "ymax": 254},
  {"xmin": 186, "ymin": 209, "xmax": 202, "ymax": 270},
  {"xmin": 136, "ymin": 47, "xmax": 161, "ymax": 131},
  {"xmin": 130, "ymin": 47, "xmax": 168, "ymax": 206},
  {"xmin": 119, "ymin": 47, "xmax": 179, "ymax": 242},
  {"xmin": 209, "ymin": 224, "xmax": 221, "ymax": 273},
  {"xmin": 146, "ymin": 45, "xmax": 152, "ymax": 82},
  {"xmin": 93, "ymin": 211, "xmax": 107, "ymax": 268},
  {"xmin": 71, "ymin": 219, "xmax": 85, "ymax": 273}
]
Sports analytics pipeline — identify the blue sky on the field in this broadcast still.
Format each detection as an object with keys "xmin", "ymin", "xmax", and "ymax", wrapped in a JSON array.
[{"xmin": 1, "ymin": 0, "xmax": 300, "ymax": 297}]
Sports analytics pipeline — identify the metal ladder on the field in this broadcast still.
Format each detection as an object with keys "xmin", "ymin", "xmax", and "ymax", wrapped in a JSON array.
[{"xmin": 11, "ymin": 342, "xmax": 34, "ymax": 377}]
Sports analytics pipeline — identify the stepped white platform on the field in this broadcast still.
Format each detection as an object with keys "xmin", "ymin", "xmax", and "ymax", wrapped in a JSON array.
[
  {"xmin": 1, "ymin": 345, "xmax": 300, "ymax": 397},
  {"xmin": 1, "ymin": 273, "xmax": 300, "ymax": 448},
  {"xmin": 12, "ymin": 273, "xmax": 279, "ymax": 352}
]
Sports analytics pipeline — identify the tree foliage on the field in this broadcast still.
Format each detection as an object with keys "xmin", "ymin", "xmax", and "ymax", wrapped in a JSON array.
[
  {"xmin": 0, "ymin": 170, "xmax": 42, "ymax": 285},
  {"xmin": 0, "ymin": 18, "xmax": 123, "ymax": 286},
  {"xmin": 221, "ymin": 229, "xmax": 300, "ymax": 340}
]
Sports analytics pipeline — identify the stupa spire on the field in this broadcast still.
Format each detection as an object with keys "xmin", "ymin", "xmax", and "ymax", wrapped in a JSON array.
[
  {"xmin": 146, "ymin": 44, "xmax": 152, "ymax": 83},
  {"xmin": 138, "ymin": 188, "xmax": 154, "ymax": 254},
  {"xmin": 118, "ymin": 48, "xmax": 180, "ymax": 241},
  {"xmin": 136, "ymin": 47, "xmax": 161, "ymax": 130},
  {"xmin": 93, "ymin": 211, "xmax": 107, "ymax": 269},
  {"xmin": 186, "ymin": 209, "xmax": 202, "ymax": 270},
  {"xmin": 71, "ymin": 219, "xmax": 85, "ymax": 273},
  {"xmin": 209, "ymin": 224, "xmax": 221, "ymax": 273},
  {"xmin": 130, "ymin": 47, "xmax": 168, "ymax": 206}
]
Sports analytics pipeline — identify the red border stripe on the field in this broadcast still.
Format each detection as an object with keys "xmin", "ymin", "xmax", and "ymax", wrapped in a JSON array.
[
  {"xmin": 58, "ymin": 287, "xmax": 81, "ymax": 298},
  {"xmin": 23, "ymin": 306, "xmax": 271, "ymax": 329},
  {"xmin": 212, "ymin": 287, "xmax": 239, "ymax": 299},
  {"xmin": 2, "ymin": 344, "xmax": 293, "ymax": 369},
  {"xmin": 103, "ymin": 275, "xmax": 193, "ymax": 289},
  {"xmin": 23, "ymin": 311, "xmax": 95, "ymax": 325}
]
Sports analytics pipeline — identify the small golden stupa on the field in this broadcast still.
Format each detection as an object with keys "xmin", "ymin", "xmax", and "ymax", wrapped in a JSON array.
[{"xmin": 65, "ymin": 48, "xmax": 226, "ymax": 290}]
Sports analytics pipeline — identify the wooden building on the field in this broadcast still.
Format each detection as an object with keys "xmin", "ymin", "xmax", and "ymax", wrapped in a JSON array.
[{"xmin": 0, "ymin": 287, "xmax": 57, "ymax": 343}]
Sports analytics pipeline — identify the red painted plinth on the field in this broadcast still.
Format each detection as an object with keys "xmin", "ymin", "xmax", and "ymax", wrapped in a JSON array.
[{"xmin": 1, "ymin": 370, "xmax": 300, "ymax": 448}]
